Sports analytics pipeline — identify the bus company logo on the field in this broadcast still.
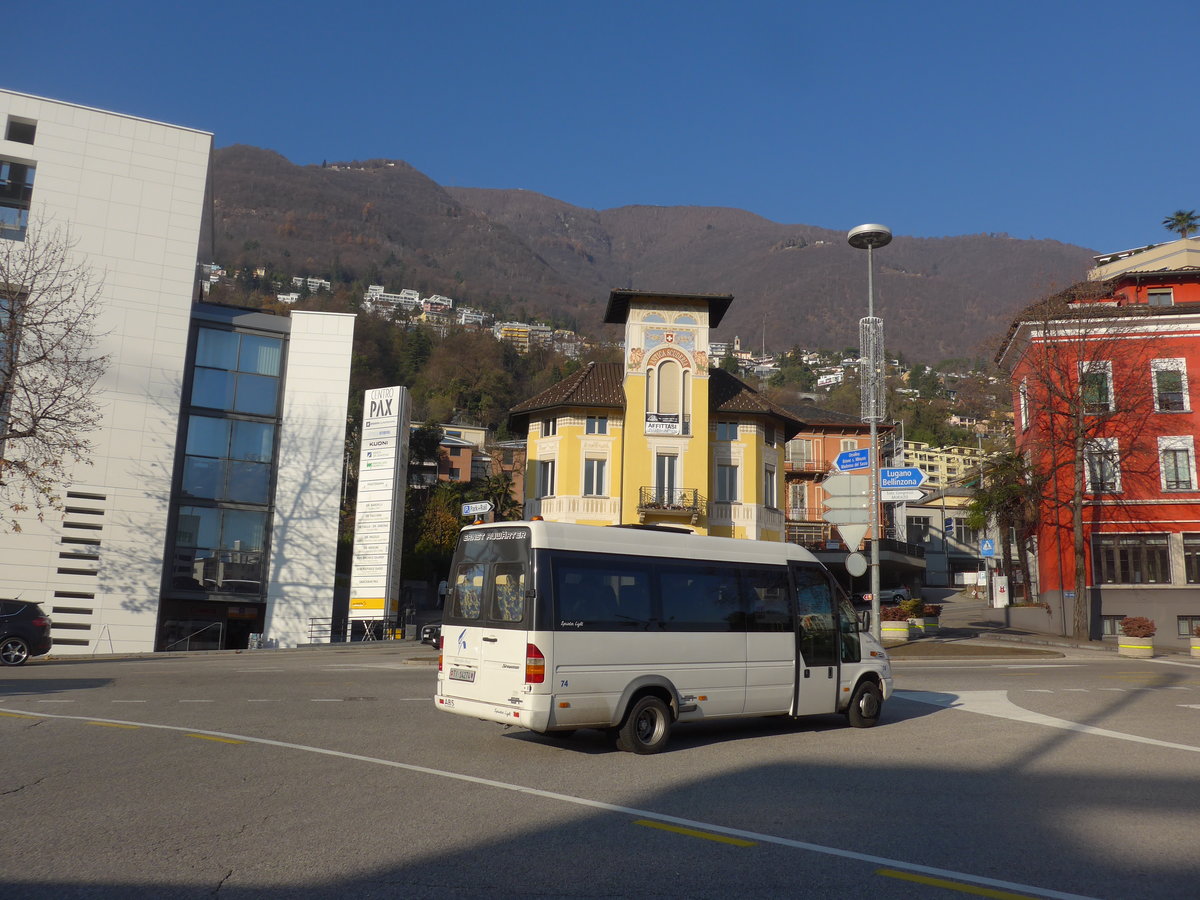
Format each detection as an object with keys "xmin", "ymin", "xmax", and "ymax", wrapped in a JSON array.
[
  {"xmin": 485, "ymin": 529, "xmax": 525, "ymax": 541},
  {"xmin": 457, "ymin": 629, "xmax": 468, "ymax": 652}
]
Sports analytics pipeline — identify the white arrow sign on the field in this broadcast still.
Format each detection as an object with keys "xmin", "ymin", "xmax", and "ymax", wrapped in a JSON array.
[
  {"xmin": 822, "ymin": 474, "xmax": 870, "ymax": 510},
  {"xmin": 823, "ymin": 507, "xmax": 870, "ymax": 524},
  {"xmin": 881, "ymin": 489, "xmax": 926, "ymax": 502},
  {"xmin": 461, "ymin": 500, "xmax": 494, "ymax": 516}
]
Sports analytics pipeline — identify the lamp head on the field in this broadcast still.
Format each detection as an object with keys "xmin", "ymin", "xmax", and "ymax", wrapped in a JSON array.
[{"xmin": 847, "ymin": 224, "xmax": 893, "ymax": 250}]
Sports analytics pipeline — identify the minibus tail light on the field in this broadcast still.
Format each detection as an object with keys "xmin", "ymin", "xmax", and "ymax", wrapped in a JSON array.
[
  {"xmin": 438, "ymin": 635, "xmax": 444, "ymax": 671},
  {"xmin": 525, "ymin": 643, "xmax": 545, "ymax": 683}
]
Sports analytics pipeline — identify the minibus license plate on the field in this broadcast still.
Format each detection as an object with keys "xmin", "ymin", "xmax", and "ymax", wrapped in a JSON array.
[{"xmin": 449, "ymin": 667, "xmax": 476, "ymax": 683}]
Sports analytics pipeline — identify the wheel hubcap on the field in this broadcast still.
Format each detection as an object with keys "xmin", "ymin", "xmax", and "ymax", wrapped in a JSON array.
[
  {"xmin": 859, "ymin": 692, "xmax": 879, "ymax": 718},
  {"xmin": 2, "ymin": 640, "xmax": 28, "ymax": 664},
  {"xmin": 636, "ymin": 710, "xmax": 661, "ymax": 743}
]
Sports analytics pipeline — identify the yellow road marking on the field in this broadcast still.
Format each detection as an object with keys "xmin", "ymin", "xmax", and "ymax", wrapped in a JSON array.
[
  {"xmin": 634, "ymin": 819, "xmax": 756, "ymax": 847},
  {"xmin": 88, "ymin": 722, "xmax": 139, "ymax": 729},
  {"xmin": 0, "ymin": 711, "xmax": 41, "ymax": 719},
  {"xmin": 878, "ymin": 868, "xmax": 1041, "ymax": 898},
  {"xmin": 186, "ymin": 734, "xmax": 244, "ymax": 744}
]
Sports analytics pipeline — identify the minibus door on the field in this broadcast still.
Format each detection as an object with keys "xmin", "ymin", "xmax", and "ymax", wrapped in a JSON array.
[{"xmin": 790, "ymin": 563, "xmax": 839, "ymax": 717}]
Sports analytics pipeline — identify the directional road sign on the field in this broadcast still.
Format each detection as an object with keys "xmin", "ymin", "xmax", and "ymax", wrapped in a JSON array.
[
  {"xmin": 821, "ymin": 473, "xmax": 870, "ymax": 507},
  {"xmin": 879, "ymin": 467, "xmax": 927, "ymax": 490},
  {"xmin": 881, "ymin": 489, "xmax": 926, "ymax": 502},
  {"xmin": 822, "ymin": 507, "xmax": 870, "ymax": 524},
  {"xmin": 834, "ymin": 448, "xmax": 871, "ymax": 472},
  {"xmin": 461, "ymin": 500, "xmax": 494, "ymax": 516},
  {"xmin": 822, "ymin": 472, "xmax": 871, "ymax": 549}
]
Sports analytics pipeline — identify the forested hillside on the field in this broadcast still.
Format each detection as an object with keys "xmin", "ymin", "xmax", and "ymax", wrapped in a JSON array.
[{"xmin": 211, "ymin": 147, "xmax": 1098, "ymax": 363}]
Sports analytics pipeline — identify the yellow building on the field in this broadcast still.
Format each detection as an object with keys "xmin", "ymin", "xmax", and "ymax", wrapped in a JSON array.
[{"xmin": 509, "ymin": 290, "xmax": 802, "ymax": 539}]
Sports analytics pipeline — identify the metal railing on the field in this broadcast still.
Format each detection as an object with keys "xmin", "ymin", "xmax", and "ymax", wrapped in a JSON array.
[
  {"xmin": 308, "ymin": 614, "xmax": 408, "ymax": 644},
  {"xmin": 786, "ymin": 506, "xmax": 827, "ymax": 522},
  {"xmin": 162, "ymin": 621, "xmax": 224, "ymax": 652},
  {"xmin": 637, "ymin": 486, "xmax": 705, "ymax": 512}
]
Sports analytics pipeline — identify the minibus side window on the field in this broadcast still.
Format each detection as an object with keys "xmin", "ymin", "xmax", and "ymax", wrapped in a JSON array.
[
  {"xmin": 552, "ymin": 555, "xmax": 653, "ymax": 630},
  {"xmin": 742, "ymin": 565, "xmax": 792, "ymax": 632},
  {"xmin": 452, "ymin": 564, "xmax": 486, "ymax": 619},
  {"xmin": 660, "ymin": 564, "xmax": 741, "ymax": 631},
  {"xmin": 792, "ymin": 564, "xmax": 837, "ymax": 667},
  {"xmin": 838, "ymin": 597, "xmax": 862, "ymax": 662},
  {"xmin": 491, "ymin": 563, "xmax": 526, "ymax": 623}
]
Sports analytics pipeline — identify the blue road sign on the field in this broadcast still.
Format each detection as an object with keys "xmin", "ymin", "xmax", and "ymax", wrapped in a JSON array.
[
  {"xmin": 835, "ymin": 448, "xmax": 871, "ymax": 471},
  {"xmin": 980, "ymin": 539, "xmax": 996, "ymax": 558},
  {"xmin": 880, "ymin": 467, "xmax": 927, "ymax": 489}
]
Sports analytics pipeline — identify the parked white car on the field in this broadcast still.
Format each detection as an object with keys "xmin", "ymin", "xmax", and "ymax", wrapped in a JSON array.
[{"xmin": 876, "ymin": 586, "xmax": 911, "ymax": 604}]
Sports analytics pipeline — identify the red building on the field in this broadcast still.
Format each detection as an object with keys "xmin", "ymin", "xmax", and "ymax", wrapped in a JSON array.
[{"xmin": 998, "ymin": 237, "xmax": 1200, "ymax": 647}]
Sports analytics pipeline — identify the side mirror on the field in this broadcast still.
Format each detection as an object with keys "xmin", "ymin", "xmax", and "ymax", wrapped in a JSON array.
[{"xmin": 857, "ymin": 609, "xmax": 871, "ymax": 631}]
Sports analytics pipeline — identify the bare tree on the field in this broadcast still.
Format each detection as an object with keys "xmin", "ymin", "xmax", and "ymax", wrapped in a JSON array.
[
  {"xmin": 1000, "ymin": 283, "xmax": 1162, "ymax": 640},
  {"xmin": 0, "ymin": 224, "xmax": 107, "ymax": 528}
]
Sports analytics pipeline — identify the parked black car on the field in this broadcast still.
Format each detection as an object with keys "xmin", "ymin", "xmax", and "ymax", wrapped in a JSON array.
[
  {"xmin": 0, "ymin": 599, "xmax": 52, "ymax": 666},
  {"xmin": 420, "ymin": 622, "xmax": 442, "ymax": 646}
]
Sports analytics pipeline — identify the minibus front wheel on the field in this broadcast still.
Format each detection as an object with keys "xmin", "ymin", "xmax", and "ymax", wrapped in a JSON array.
[
  {"xmin": 846, "ymin": 680, "xmax": 882, "ymax": 728},
  {"xmin": 616, "ymin": 695, "xmax": 672, "ymax": 754}
]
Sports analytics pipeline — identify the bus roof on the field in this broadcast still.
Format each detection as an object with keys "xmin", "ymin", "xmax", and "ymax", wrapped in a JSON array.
[{"xmin": 458, "ymin": 521, "xmax": 821, "ymax": 566}]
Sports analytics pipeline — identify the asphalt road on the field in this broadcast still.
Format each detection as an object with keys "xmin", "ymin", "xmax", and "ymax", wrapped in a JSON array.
[{"xmin": 3, "ymin": 645, "xmax": 1199, "ymax": 898}]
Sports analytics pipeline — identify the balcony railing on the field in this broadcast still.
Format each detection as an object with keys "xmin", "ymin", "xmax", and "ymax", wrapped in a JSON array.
[
  {"xmin": 637, "ymin": 487, "xmax": 705, "ymax": 524},
  {"xmin": 784, "ymin": 459, "xmax": 829, "ymax": 474},
  {"xmin": 786, "ymin": 506, "xmax": 827, "ymax": 522}
]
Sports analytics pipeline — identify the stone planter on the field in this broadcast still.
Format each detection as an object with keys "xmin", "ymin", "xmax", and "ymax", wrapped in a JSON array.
[
  {"xmin": 911, "ymin": 616, "xmax": 939, "ymax": 635},
  {"xmin": 881, "ymin": 620, "xmax": 911, "ymax": 642},
  {"xmin": 1117, "ymin": 635, "xmax": 1154, "ymax": 658},
  {"xmin": 1190, "ymin": 637, "xmax": 1200, "ymax": 659}
]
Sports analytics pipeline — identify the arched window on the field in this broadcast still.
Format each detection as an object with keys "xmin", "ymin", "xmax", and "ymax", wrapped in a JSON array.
[{"xmin": 657, "ymin": 359, "xmax": 681, "ymax": 414}]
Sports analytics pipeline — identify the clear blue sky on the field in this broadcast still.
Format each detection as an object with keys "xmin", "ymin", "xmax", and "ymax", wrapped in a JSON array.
[{"xmin": 13, "ymin": 0, "xmax": 1199, "ymax": 252}]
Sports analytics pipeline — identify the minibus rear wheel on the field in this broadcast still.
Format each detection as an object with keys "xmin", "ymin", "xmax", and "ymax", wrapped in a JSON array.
[{"xmin": 616, "ymin": 695, "xmax": 672, "ymax": 754}]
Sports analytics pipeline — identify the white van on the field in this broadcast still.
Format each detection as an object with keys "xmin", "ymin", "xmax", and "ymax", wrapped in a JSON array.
[{"xmin": 434, "ymin": 521, "xmax": 892, "ymax": 753}]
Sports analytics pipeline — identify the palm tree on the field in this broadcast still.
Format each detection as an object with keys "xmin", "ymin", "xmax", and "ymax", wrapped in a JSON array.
[
  {"xmin": 475, "ymin": 470, "xmax": 523, "ymax": 521},
  {"xmin": 1162, "ymin": 210, "xmax": 1200, "ymax": 239}
]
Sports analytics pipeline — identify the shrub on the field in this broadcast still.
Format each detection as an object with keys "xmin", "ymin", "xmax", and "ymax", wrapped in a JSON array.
[
  {"xmin": 880, "ymin": 605, "xmax": 910, "ymax": 621},
  {"xmin": 900, "ymin": 597, "xmax": 924, "ymax": 619},
  {"xmin": 1193, "ymin": 624, "xmax": 1200, "ymax": 638},
  {"xmin": 922, "ymin": 604, "xmax": 943, "ymax": 617},
  {"xmin": 1119, "ymin": 616, "xmax": 1156, "ymax": 638}
]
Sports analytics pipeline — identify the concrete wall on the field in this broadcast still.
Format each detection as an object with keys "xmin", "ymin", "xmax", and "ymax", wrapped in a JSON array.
[
  {"xmin": 0, "ymin": 90, "xmax": 211, "ymax": 654},
  {"xmin": 264, "ymin": 311, "xmax": 355, "ymax": 647}
]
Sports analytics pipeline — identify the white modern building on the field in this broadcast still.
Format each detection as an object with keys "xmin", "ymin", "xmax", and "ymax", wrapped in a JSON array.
[{"xmin": 0, "ymin": 89, "xmax": 354, "ymax": 654}]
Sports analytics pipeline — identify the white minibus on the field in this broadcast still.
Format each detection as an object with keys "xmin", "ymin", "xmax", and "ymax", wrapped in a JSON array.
[{"xmin": 434, "ymin": 520, "xmax": 892, "ymax": 753}]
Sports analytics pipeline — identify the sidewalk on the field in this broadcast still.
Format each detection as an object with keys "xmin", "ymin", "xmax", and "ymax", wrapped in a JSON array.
[{"xmin": 883, "ymin": 590, "xmax": 1114, "ymax": 660}]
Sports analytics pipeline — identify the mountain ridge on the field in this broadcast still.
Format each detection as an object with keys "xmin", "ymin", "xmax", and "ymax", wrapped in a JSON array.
[{"xmin": 211, "ymin": 146, "xmax": 1097, "ymax": 362}]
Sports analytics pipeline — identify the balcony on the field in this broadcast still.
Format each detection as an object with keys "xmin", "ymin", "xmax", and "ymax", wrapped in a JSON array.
[
  {"xmin": 637, "ymin": 486, "xmax": 705, "ymax": 524},
  {"xmin": 786, "ymin": 506, "xmax": 827, "ymax": 522},
  {"xmin": 784, "ymin": 459, "xmax": 829, "ymax": 475}
]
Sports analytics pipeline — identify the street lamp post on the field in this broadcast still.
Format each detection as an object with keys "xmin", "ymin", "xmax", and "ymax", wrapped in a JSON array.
[{"xmin": 847, "ymin": 223, "xmax": 892, "ymax": 641}]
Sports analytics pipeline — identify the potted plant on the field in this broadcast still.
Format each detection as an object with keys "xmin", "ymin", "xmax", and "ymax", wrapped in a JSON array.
[
  {"xmin": 913, "ymin": 602, "xmax": 943, "ymax": 634},
  {"xmin": 1191, "ymin": 625, "xmax": 1200, "ymax": 660},
  {"xmin": 879, "ymin": 603, "xmax": 911, "ymax": 642},
  {"xmin": 902, "ymin": 597, "xmax": 940, "ymax": 634},
  {"xmin": 1117, "ymin": 616, "xmax": 1155, "ymax": 658}
]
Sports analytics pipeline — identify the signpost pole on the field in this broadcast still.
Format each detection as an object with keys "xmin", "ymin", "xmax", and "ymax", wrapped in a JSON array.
[{"xmin": 848, "ymin": 224, "xmax": 892, "ymax": 642}]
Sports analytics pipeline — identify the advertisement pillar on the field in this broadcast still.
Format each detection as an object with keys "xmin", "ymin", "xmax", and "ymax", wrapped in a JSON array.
[{"xmin": 348, "ymin": 386, "xmax": 411, "ymax": 635}]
